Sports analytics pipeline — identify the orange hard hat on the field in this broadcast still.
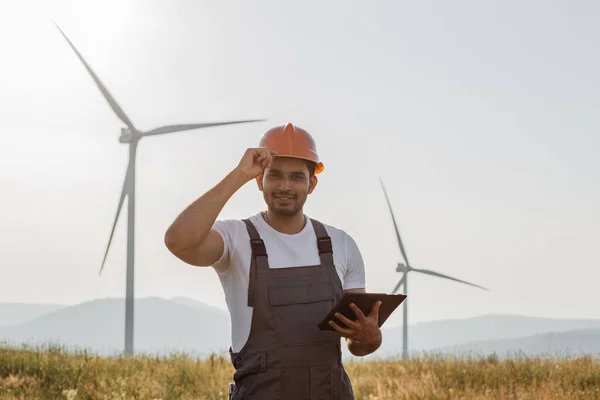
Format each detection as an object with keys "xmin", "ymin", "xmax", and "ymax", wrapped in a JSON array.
[{"xmin": 258, "ymin": 123, "xmax": 324, "ymax": 174}]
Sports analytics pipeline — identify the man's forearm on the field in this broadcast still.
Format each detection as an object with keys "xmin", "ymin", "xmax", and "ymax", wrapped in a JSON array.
[
  {"xmin": 346, "ymin": 331, "xmax": 382, "ymax": 357},
  {"xmin": 164, "ymin": 168, "xmax": 248, "ymax": 251}
]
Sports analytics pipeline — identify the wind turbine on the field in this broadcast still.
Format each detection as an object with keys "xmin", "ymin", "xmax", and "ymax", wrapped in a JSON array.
[
  {"xmin": 379, "ymin": 177, "xmax": 489, "ymax": 360},
  {"xmin": 54, "ymin": 22, "xmax": 265, "ymax": 356}
]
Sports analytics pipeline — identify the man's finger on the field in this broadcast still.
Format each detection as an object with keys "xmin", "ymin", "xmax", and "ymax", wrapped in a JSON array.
[
  {"xmin": 328, "ymin": 320, "xmax": 354, "ymax": 336},
  {"xmin": 266, "ymin": 150, "xmax": 277, "ymax": 162},
  {"xmin": 369, "ymin": 301, "xmax": 382, "ymax": 318},
  {"xmin": 262, "ymin": 151, "xmax": 273, "ymax": 166},
  {"xmin": 350, "ymin": 303, "xmax": 367, "ymax": 321},
  {"xmin": 257, "ymin": 148, "xmax": 277, "ymax": 168},
  {"xmin": 262, "ymin": 148, "xmax": 278, "ymax": 156},
  {"xmin": 334, "ymin": 312, "xmax": 357, "ymax": 329},
  {"xmin": 262, "ymin": 148, "xmax": 276, "ymax": 157}
]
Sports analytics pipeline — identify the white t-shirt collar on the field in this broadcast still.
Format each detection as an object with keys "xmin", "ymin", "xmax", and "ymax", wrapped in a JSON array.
[{"xmin": 254, "ymin": 211, "xmax": 312, "ymax": 238}]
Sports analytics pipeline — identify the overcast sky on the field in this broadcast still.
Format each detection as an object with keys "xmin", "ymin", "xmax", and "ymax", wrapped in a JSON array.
[{"xmin": 1, "ymin": 0, "xmax": 599, "ymax": 327}]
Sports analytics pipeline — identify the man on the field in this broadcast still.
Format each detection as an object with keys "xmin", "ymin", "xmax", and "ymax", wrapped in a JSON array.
[{"xmin": 164, "ymin": 123, "xmax": 382, "ymax": 399}]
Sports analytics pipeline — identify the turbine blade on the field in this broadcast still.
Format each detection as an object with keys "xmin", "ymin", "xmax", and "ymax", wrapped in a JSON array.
[
  {"xmin": 99, "ymin": 164, "xmax": 130, "ymax": 275},
  {"xmin": 142, "ymin": 119, "xmax": 266, "ymax": 137},
  {"xmin": 412, "ymin": 267, "xmax": 489, "ymax": 291},
  {"xmin": 391, "ymin": 273, "xmax": 406, "ymax": 294},
  {"xmin": 379, "ymin": 177, "xmax": 411, "ymax": 266},
  {"xmin": 53, "ymin": 21, "xmax": 136, "ymax": 131}
]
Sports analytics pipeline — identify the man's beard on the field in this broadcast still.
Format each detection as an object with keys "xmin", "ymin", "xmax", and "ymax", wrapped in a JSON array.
[{"xmin": 265, "ymin": 191, "xmax": 307, "ymax": 216}]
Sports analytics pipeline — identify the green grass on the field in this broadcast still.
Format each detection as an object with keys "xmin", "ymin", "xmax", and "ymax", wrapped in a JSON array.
[{"xmin": 1, "ymin": 343, "xmax": 599, "ymax": 399}]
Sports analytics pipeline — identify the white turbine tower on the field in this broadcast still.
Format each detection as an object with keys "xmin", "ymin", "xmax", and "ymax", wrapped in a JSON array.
[
  {"xmin": 379, "ymin": 177, "xmax": 489, "ymax": 360},
  {"xmin": 54, "ymin": 22, "xmax": 265, "ymax": 356}
]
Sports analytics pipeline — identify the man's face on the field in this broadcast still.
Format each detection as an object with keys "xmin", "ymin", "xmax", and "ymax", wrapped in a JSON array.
[{"xmin": 257, "ymin": 157, "xmax": 317, "ymax": 216}]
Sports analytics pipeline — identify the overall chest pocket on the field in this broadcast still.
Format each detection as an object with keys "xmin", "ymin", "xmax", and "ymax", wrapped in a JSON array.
[{"xmin": 268, "ymin": 281, "xmax": 336, "ymax": 347}]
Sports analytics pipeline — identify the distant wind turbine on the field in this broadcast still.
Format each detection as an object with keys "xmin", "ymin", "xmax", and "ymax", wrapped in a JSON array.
[
  {"xmin": 54, "ymin": 22, "xmax": 265, "ymax": 356},
  {"xmin": 379, "ymin": 177, "xmax": 489, "ymax": 360}
]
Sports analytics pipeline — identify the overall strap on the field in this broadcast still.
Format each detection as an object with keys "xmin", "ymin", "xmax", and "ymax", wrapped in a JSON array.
[
  {"xmin": 310, "ymin": 218, "xmax": 334, "ymax": 268},
  {"xmin": 242, "ymin": 219, "xmax": 269, "ymax": 307}
]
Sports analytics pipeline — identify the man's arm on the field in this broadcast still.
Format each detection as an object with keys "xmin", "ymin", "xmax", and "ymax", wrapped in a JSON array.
[{"xmin": 164, "ymin": 147, "xmax": 276, "ymax": 266}]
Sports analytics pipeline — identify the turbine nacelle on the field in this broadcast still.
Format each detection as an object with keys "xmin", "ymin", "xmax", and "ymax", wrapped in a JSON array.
[
  {"xmin": 119, "ymin": 128, "xmax": 134, "ymax": 143},
  {"xmin": 397, "ymin": 262, "xmax": 409, "ymax": 273}
]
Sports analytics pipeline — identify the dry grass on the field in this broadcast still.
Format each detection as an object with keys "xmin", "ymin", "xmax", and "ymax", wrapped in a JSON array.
[{"xmin": 1, "ymin": 343, "xmax": 599, "ymax": 399}]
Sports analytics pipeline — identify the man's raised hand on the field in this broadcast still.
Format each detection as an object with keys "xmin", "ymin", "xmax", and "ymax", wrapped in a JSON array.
[{"xmin": 235, "ymin": 147, "xmax": 278, "ymax": 182}]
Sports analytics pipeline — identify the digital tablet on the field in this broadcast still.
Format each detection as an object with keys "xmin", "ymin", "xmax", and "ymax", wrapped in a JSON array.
[{"xmin": 317, "ymin": 292, "xmax": 407, "ymax": 331}]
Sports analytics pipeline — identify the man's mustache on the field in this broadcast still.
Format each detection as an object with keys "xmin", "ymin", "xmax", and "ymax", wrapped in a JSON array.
[{"xmin": 274, "ymin": 192, "xmax": 295, "ymax": 197}]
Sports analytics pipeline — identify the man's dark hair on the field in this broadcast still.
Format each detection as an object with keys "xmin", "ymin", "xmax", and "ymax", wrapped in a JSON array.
[{"xmin": 306, "ymin": 160, "xmax": 316, "ymax": 177}]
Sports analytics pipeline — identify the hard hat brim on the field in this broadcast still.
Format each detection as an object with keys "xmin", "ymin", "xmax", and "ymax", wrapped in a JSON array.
[{"xmin": 272, "ymin": 154, "xmax": 324, "ymax": 174}]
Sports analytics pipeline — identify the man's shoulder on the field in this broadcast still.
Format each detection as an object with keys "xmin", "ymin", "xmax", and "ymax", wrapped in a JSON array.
[
  {"xmin": 214, "ymin": 213, "xmax": 262, "ymax": 228},
  {"xmin": 311, "ymin": 218, "xmax": 351, "ymax": 238},
  {"xmin": 310, "ymin": 218, "xmax": 365, "ymax": 284},
  {"xmin": 309, "ymin": 217, "xmax": 359, "ymax": 250},
  {"xmin": 212, "ymin": 213, "xmax": 262, "ymax": 244}
]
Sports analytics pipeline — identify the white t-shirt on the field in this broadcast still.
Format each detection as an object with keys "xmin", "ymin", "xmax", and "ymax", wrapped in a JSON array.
[{"xmin": 211, "ymin": 212, "xmax": 366, "ymax": 352}]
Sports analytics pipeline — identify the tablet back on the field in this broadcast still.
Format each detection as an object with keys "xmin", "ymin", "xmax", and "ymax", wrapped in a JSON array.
[{"xmin": 317, "ymin": 292, "xmax": 406, "ymax": 331}]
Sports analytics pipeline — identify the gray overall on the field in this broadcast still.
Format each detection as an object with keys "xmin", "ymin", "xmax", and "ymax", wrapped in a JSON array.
[{"xmin": 228, "ymin": 217, "xmax": 355, "ymax": 399}]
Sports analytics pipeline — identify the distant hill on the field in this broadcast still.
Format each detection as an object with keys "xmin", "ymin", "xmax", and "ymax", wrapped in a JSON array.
[
  {"xmin": 168, "ymin": 296, "xmax": 225, "ymax": 313},
  {"xmin": 375, "ymin": 314, "xmax": 600, "ymax": 358},
  {"xmin": 0, "ymin": 297, "xmax": 231, "ymax": 357},
  {"xmin": 1, "ymin": 298, "xmax": 599, "ymax": 359},
  {"xmin": 436, "ymin": 327, "xmax": 600, "ymax": 359},
  {"xmin": 0, "ymin": 302, "xmax": 65, "ymax": 327}
]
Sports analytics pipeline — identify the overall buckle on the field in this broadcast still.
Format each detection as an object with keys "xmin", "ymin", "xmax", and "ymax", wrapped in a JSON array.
[
  {"xmin": 250, "ymin": 239, "xmax": 267, "ymax": 257},
  {"xmin": 317, "ymin": 237, "xmax": 333, "ymax": 254}
]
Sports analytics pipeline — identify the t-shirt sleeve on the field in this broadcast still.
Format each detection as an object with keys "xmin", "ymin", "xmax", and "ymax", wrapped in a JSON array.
[
  {"xmin": 343, "ymin": 233, "xmax": 366, "ymax": 290},
  {"xmin": 210, "ymin": 219, "xmax": 238, "ymax": 275}
]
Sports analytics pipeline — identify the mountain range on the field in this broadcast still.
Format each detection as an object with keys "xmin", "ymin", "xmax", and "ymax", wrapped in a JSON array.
[{"xmin": 1, "ymin": 297, "xmax": 599, "ymax": 360}]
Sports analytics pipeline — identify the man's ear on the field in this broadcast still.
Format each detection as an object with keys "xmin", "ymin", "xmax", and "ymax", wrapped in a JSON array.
[
  {"xmin": 308, "ymin": 175, "xmax": 318, "ymax": 194},
  {"xmin": 256, "ymin": 174, "xmax": 264, "ymax": 191}
]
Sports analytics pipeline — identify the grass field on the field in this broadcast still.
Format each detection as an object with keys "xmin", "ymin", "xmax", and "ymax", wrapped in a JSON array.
[{"xmin": 1, "ymin": 344, "xmax": 599, "ymax": 399}]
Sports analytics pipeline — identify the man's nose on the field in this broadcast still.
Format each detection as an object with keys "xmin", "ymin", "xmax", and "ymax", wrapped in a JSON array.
[{"xmin": 278, "ymin": 178, "xmax": 291, "ymax": 190}]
